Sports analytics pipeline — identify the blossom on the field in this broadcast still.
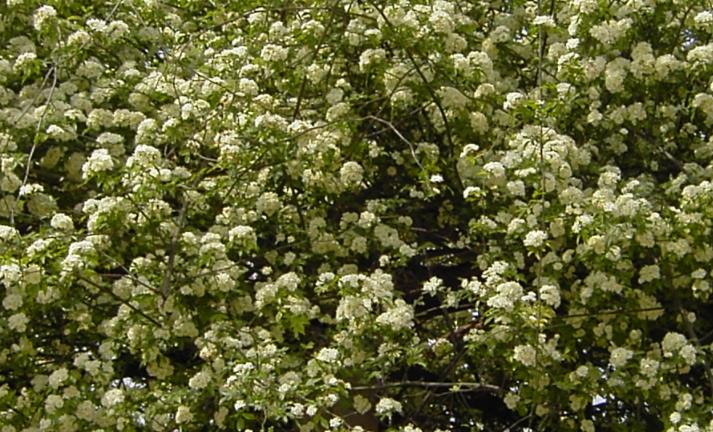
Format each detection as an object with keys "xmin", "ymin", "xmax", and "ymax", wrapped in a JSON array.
[
  {"xmin": 228, "ymin": 225, "xmax": 256, "ymax": 248},
  {"xmin": 359, "ymin": 48, "xmax": 386, "ymax": 71},
  {"xmin": 175, "ymin": 405, "xmax": 193, "ymax": 424},
  {"xmin": 694, "ymin": 11, "xmax": 713, "ymax": 27},
  {"xmin": 45, "ymin": 394, "xmax": 64, "ymax": 413},
  {"xmin": 2, "ymin": 294, "xmax": 22, "ymax": 310},
  {"xmin": 126, "ymin": 144, "xmax": 161, "ymax": 168},
  {"xmin": 487, "ymin": 281, "xmax": 523, "ymax": 311},
  {"xmin": 609, "ymin": 347, "xmax": 633, "ymax": 368},
  {"xmin": 101, "ymin": 388, "xmax": 124, "ymax": 407},
  {"xmin": 256, "ymin": 192, "xmax": 281, "ymax": 216},
  {"xmin": 639, "ymin": 358, "xmax": 659, "ymax": 377},
  {"xmin": 50, "ymin": 213, "xmax": 74, "ymax": 231},
  {"xmin": 423, "ymin": 276, "xmax": 443, "ymax": 296},
  {"xmin": 315, "ymin": 347, "xmax": 340, "ymax": 363},
  {"xmin": 376, "ymin": 299, "xmax": 414, "ymax": 331},
  {"xmin": 48, "ymin": 368, "xmax": 69, "ymax": 388},
  {"xmin": 523, "ymin": 230, "xmax": 548, "ymax": 248},
  {"xmin": 539, "ymin": 285, "xmax": 561, "ymax": 308},
  {"xmin": 33, "ymin": 5, "xmax": 57, "ymax": 31},
  {"xmin": 0, "ymin": 225, "xmax": 18, "ymax": 242},
  {"xmin": 533, "ymin": 15, "xmax": 555, "ymax": 27},
  {"xmin": 188, "ymin": 370, "xmax": 211, "ymax": 390},
  {"xmin": 260, "ymin": 44, "xmax": 289, "ymax": 62},
  {"xmin": 513, "ymin": 344, "xmax": 537, "ymax": 366},
  {"xmin": 82, "ymin": 149, "xmax": 114, "ymax": 178},
  {"xmin": 340, "ymin": 161, "xmax": 364, "ymax": 187},
  {"xmin": 638, "ymin": 264, "xmax": 660, "ymax": 284},
  {"xmin": 503, "ymin": 92, "xmax": 523, "ymax": 110},
  {"xmin": 13, "ymin": 52, "xmax": 37, "ymax": 73},
  {"xmin": 503, "ymin": 393, "xmax": 520, "ymax": 410},
  {"xmin": 8, "ymin": 312, "xmax": 29, "ymax": 332},
  {"xmin": 375, "ymin": 397, "xmax": 402, "ymax": 418},
  {"xmin": 67, "ymin": 30, "xmax": 91, "ymax": 46}
]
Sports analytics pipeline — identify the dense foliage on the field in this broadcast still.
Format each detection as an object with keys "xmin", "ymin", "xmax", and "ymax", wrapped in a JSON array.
[{"xmin": 1, "ymin": 0, "xmax": 713, "ymax": 430}]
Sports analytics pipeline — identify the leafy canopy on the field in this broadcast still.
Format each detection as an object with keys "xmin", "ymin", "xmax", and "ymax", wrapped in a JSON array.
[{"xmin": 1, "ymin": 0, "xmax": 713, "ymax": 431}]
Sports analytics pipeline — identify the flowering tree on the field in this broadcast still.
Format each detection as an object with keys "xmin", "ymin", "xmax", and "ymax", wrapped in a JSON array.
[{"xmin": 1, "ymin": 0, "xmax": 713, "ymax": 430}]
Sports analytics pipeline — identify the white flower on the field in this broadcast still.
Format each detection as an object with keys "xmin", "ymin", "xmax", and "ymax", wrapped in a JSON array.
[
  {"xmin": 639, "ymin": 358, "xmax": 659, "ymax": 377},
  {"xmin": 316, "ymin": 347, "xmax": 340, "ymax": 363},
  {"xmin": 45, "ymin": 394, "xmax": 64, "ymax": 413},
  {"xmin": 575, "ymin": 365, "xmax": 589, "ymax": 378},
  {"xmin": 437, "ymin": 86, "xmax": 468, "ymax": 110},
  {"xmin": 638, "ymin": 264, "xmax": 660, "ymax": 284},
  {"xmin": 33, "ymin": 5, "xmax": 57, "ymax": 31},
  {"xmin": 506, "ymin": 180, "xmax": 525, "ymax": 196},
  {"xmin": 46, "ymin": 124, "xmax": 74, "ymax": 141},
  {"xmin": 376, "ymin": 299, "xmax": 414, "ymax": 331},
  {"xmin": 82, "ymin": 149, "xmax": 114, "ymax": 178},
  {"xmin": 13, "ymin": 52, "xmax": 37, "ymax": 73},
  {"xmin": 48, "ymin": 368, "xmax": 69, "ymax": 388},
  {"xmin": 96, "ymin": 132, "xmax": 124, "ymax": 148},
  {"xmin": 126, "ymin": 144, "xmax": 161, "ymax": 168},
  {"xmin": 503, "ymin": 92, "xmax": 523, "ymax": 110},
  {"xmin": 239, "ymin": 78, "xmax": 259, "ymax": 96},
  {"xmin": 106, "ymin": 20, "xmax": 129, "ymax": 38},
  {"xmin": 539, "ymin": 285, "xmax": 561, "ymax": 308},
  {"xmin": 8, "ymin": 312, "xmax": 29, "ymax": 332},
  {"xmin": 460, "ymin": 143, "xmax": 480, "ymax": 157},
  {"xmin": 470, "ymin": 112, "xmax": 489, "ymax": 133},
  {"xmin": 188, "ymin": 370, "xmax": 211, "ymax": 390},
  {"xmin": 2, "ymin": 294, "xmax": 23, "ymax": 310},
  {"xmin": 0, "ymin": 225, "xmax": 18, "ymax": 242},
  {"xmin": 359, "ymin": 48, "xmax": 386, "ymax": 71},
  {"xmin": 429, "ymin": 9, "xmax": 454, "ymax": 34},
  {"xmin": 275, "ymin": 272, "xmax": 301, "ymax": 291},
  {"xmin": 290, "ymin": 403, "xmax": 305, "ymax": 417},
  {"xmin": 503, "ymin": 392, "xmax": 520, "ymax": 410},
  {"xmin": 50, "ymin": 213, "xmax": 74, "ymax": 231},
  {"xmin": 67, "ymin": 30, "xmax": 91, "ymax": 46},
  {"xmin": 340, "ymin": 161, "xmax": 364, "ymax": 187},
  {"xmin": 691, "ymin": 269, "xmax": 707, "ymax": 279},
  {"xmin": 336, "ymin": 295, "xmax": 370, "ymax": 321},
  {"xmin": 260, "ymin": 44, "xmax": 289, "ymax": 62},
  {"xmin": 256, "ymin": 192, "xmax": 281, "ymax": 216},
  {"xmin": 533, "ymin": 15, "xmax": 555, "ymax": 27},
  {"xmin": 680, "ymin": 345, "xmax": 697, "ymax": 365},
  {"xmin": 661, "ymin": 332, "xmax": 687, "ymax": 356},
  {"xmin": 609, "ymin": 347, "xmax": 633, "ymax": 368},
  {"xmin": 175, "ymin": 405, "xmax": 193, "ymax": 424},
  {"xmin": 523, "ymin": 230, "xmax": 548, "ymax": 248},
  {"xmin": 694, "ymin": 11, "xmax": 713, "ymax": 28},
  {"xmin": 487, "ymin": 281, "xmax": 523, "ymax": 311},
  {"xmin": 375, "ymin": 397, "xmax": 402, "ymax": 417},
  {"xmin": 86, "ymin": 18, "xmax": 107, "ymax": 32},
  {"xmin": 101, "ymin": 388, "xmax": 124, "ymax": 407},
  {"xmin": 228, "ymin": 225, "xmax": 256, "ymax": 247},
  {"xmin": 463, "ymin": 186, "xmax": 482, "ymax": 199},
  {"xmin": 423, "ymin": 276, "xmax": 443, "ymax": 296},
  {"xmin": 513, "ymin": 344, "xmax": 537, "ymax": 366}
]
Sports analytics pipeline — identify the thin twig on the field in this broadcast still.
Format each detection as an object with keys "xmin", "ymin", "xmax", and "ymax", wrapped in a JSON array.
[
  {"xmin": 79, "ymin": 276, "xmax": 162, "ymax": 327},
  {"xmin": 351, "ymin": 380, "xmax": 500, "ymax": 393},
  {"xmin": 365, "ymin": 115, "xmax": 424, "ymax": 170},
  {"xmin": 161, "ymin": 195, "xmax": 189, "ymax": 298}
]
